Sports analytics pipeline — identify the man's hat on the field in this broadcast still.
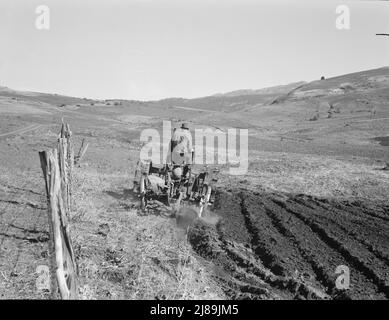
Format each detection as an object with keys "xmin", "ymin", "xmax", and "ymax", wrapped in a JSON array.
[{"xmin": 181, "ymin": 123, "xmax": 189, "ymax": 130}]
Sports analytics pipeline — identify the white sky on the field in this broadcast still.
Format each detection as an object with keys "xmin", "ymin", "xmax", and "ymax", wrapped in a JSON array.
[{"xmin": 0, "ymin": 0, "xmax": 388, "ymax": 100}]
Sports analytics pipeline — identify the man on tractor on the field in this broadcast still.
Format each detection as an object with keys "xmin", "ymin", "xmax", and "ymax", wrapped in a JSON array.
[{"xmin": 169, "ymin": 123, "xmax": 193, "ymax": 180}]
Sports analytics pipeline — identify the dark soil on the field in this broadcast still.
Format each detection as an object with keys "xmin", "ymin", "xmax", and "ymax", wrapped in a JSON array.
[
  {"xmin": 374, "ymin": 136, "xmax": 389, "ymax": 147},
  {"xmin": 189, "ymin": 188, "xmax": 389, "ymax": 300}
]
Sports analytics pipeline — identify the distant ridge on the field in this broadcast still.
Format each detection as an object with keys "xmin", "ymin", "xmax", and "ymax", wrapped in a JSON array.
[
  {"xmin": 212, "ymin": 81, "xmax": 307, "ymax": 98},
  {"xmin": 1, "ymin": 67, "xmax": 387, "ymax": 103}
]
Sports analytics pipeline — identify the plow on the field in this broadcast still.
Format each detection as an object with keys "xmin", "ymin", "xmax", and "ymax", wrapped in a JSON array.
[{"xmin": 133, "ymin": 159, "xmax": 219, "ymax": 217}]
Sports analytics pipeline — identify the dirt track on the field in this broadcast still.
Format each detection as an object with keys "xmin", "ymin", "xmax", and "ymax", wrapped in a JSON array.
[
  {"xmin": 189, "ymin": 188, "xmax": 389, "ymax": 300},
  {"xmin": 0, "ymin": 124, "xmax": 43, "ymax": 139}
]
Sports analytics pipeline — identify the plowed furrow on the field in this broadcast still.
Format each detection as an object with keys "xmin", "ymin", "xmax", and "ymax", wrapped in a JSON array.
[
  {"xmin": 274, "ymin": 198, "xmax": 389, "ymax": 298},
  {"xmin": 210, "ymin": 191, "xmax": 331, "ymax": 299},
  {"xmin": 313, "ymin": 197, "xmax": 389, "ymax": 223},
  {"xmin": 217, "ymin": 233, "xmax": 330, "ymax": 300},
  {"xmin": 293, "ymin": 197, "xmax": 389, "ymax": 264},
  {"xmin": 190, "ymin": 188, "xmax": 388, "ymax": 300},
  {"xmin": 257, "ymin": 196, "xmax": 358, "ymax": 298},
  {"xmin": 189, "ymin": 222, "xmax": 285, "ymax": 299},
  {"xmin": 257, "ymin": 197, "xmax": 339, "ymax": 296},
  {"xmin": 238, "ymin": 194, "xmax": 328, "ymax": 293}
]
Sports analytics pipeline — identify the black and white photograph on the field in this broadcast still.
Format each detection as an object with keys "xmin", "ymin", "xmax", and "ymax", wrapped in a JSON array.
[{"xmin": 0, "ymin": 0, "xmax": 388, "ymax": 304}]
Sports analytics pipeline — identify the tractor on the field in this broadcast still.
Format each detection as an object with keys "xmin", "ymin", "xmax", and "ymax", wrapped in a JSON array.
[{"xmin": 133, "ymin": 159, "xmax": 219, "ymax": 216}]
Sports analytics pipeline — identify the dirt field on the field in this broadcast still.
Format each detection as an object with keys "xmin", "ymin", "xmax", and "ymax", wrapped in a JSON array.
[
  {"xmin": 0, "ymin": 67, "xmax": 388, "ymax": 299},
  {"xmin": 190, "ymin": 188, "xmax": 389, "ymax": 300}
]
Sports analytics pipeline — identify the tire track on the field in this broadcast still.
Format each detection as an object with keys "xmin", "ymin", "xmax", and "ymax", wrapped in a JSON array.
[{"xmin": 0, "ymin": 124, "xmax": 43, "ymax": 139}]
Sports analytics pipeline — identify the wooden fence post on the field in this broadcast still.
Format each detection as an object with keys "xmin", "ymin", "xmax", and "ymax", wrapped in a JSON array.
[
  {"xmin": 39, "ymin": 123, "xmax": 78, "ymax": 299},
  {"xmin": 59, "ymin": 123, "xmax": 74, "ymax": 212},
  {"xmin": 39, "ymin": 151, "xmax": 58, "ymax": 299}
]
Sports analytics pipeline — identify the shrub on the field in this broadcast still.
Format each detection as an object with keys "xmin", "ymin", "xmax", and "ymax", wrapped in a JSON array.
[{"xmin": 339, "ymin": 83, "xmax": 354, "ymax": 91}]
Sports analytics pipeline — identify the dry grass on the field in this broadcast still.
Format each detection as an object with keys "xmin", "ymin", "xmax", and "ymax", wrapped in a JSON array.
[
  {"xmin": 219, "ymin": 151, "xmax": 389, "ymax": 203},
  {"xmin": 71, "ymin": 167, "xmax": 224, "ymax": 300}
]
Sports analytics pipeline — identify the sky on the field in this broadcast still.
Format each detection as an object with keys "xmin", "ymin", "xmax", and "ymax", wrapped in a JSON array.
[{"xmin": 0, "ymin": 0, "xmax": 388, "ymax": 100}]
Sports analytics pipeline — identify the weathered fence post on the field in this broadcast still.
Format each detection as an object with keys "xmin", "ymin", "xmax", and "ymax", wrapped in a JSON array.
[
  {"xmin": 75, "ymin": 138, "xmax": 89, "ymax": 166},
  {"xmin": 39, "ymin": 123, "xmax": 78, "ymax": 299},
  {"xmin": 59, "ymin": 122, "xmax": 74, "ymax": 213}
]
